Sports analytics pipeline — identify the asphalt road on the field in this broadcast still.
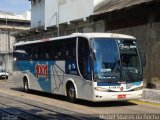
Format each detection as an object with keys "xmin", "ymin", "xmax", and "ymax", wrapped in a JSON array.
[{"xmin": 0, "ymin": 81, "xmax": 160, "ymax": 120}]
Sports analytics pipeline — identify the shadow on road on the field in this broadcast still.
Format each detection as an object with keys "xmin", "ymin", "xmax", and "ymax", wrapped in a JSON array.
[
  {"xmin": 10, "ymin": 87, "xmax": 137, "ymax": 108},
  {"xmin": 77, "ymin": 100, "xmax": 137, "ymax": 108}
]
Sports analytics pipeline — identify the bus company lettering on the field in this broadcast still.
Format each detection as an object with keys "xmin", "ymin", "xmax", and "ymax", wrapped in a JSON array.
[{"xmin": 35, "ymin": 64, "xmax": 48, "ymax": 80}]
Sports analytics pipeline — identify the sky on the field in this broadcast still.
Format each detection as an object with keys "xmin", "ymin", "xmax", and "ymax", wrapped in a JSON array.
[{"xmin": 0, "ymin": 0, "xmax": 30, "ymax": 14}]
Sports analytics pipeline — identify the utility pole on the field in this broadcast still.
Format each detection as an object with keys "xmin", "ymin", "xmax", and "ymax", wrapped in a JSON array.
[
  {"xmin": 57, "ymin": 0, "xmax": 59, "ymax": 37},
  {"xmin": 5, "ymin": 14, "xmax": 8, "ymax": 80},
  {"xmin": 0, "ymin": 12, "xmax": 9, "ymax": 80}
]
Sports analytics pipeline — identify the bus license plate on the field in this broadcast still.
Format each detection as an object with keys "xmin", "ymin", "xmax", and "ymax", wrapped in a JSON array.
[{"xmin": 118, "ymin": 94, "xmax": 126, "ymax": 99}]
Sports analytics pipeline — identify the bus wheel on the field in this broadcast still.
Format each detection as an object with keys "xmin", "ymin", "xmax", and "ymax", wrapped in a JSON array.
[
  {"xmin": 24, "ymin": 79, "xmax": 29, "ymax": 92},
  {"xmin": 67, "ymin": 84, "xmax": 76, "ymax": 103}
]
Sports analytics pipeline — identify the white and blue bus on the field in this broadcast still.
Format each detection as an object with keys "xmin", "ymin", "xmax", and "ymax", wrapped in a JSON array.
[{"xmin": 13, "ymin": 33, "xmax": 143, "ymax": 102}]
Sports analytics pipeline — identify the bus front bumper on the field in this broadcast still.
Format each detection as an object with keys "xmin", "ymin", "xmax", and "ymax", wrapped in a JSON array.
[{"xmin": 92, "ymin": 90, "xmax": 143, "ymax": 102}]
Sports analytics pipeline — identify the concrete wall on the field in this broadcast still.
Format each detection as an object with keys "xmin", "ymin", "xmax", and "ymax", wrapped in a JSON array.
[
  {"xmin": 143, "ymin": 89, "xmax": 160, "ymax": 101},
  {"xmin": 31, "ymin": 0, "xmax": 45, "ymax": 28},
  {"xmin": 108, "ymin": 22, "xmax": 160, "ymax": 85},
  {"xmin": 0, "ymin": 30, "xmax": 16, "ymax": 73},
  {"xmin": 0, "ymin": 31, "xmax": 16, "ymax": 53},
  {"xmin": 83, "ymin": 20, "xmax": 105, "ymax": 33},
  {"xmin": 57, "ymin": 0, "xmax": 93, "ymax": 24},
  {"xmin": 0, "ymin": 30, "xmax": 8, "ymax": 52},
  {"xmin": 31, "ymin": 0, "xmax": 107, "ymax": 29},
  {"xmin": 0, "ymin": 54, "xmax": 12, "ymax": 73}
]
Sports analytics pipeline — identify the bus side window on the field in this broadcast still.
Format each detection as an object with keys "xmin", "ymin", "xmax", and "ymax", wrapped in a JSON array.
[
  {"xmin": 40, "ymin": 42, "xmax": 50, "ymax": 60},
  {"xmin": 28, "ymin": 45, "xmax": 34, "ymax": 60},
  {"xmin": 53, "ymin": 40, "xmax": 63, "ymax": 60},
  {"xmin": 13, "ymin": 46, "xmax": 27, "ymax": 61},
  {"xmin": 32, "ymin": 44, "xmax": 39, "ymax": 60},
  {"xmin": 78, "ymin": 37, "xmax": 91, "ymax": 80},
  {"xmin": 45, "ymin": 53, "xmax": 49, "ymax": 59},
  {"xmin": 35, "ymin": 47, "xmax": 39, "ymax": 60},
  {"xmin": 63, "ymin": 38, "xmax": 76, "ymax": 59},
  {"xmin": 45, "ymin": 43, "xmax": 52, "ymax": 60}
]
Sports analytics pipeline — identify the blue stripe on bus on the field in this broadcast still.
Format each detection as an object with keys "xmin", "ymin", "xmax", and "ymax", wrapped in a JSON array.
[
  {"xmin": 16, "ymin": 61, "xmax": 55, "ymax": 92},
  {"xmin": 97, "ymin": 82, "xmax": 120, "ymax": 86},
  {"xmin": 97, "ymin": 81, "xmax": 142, "ymax": 86},
  {"xmin": 132, "ymin": 81, "xmax": 142, "ymax": 86}
]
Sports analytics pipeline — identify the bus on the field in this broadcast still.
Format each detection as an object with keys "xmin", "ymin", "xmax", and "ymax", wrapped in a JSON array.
[{"xmin": 13, "ymin": 33, "xmax": 143, "ymax": 102}]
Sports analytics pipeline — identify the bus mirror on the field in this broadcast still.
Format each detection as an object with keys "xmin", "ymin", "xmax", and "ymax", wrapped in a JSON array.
[{"xmin": 141, "ymin": 52, "xmax": 146, "ymax": 67}]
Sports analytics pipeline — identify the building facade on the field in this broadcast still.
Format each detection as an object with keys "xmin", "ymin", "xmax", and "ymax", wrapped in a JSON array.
[
  {"xmin": 0, "ymin": 11, "xmax": 30, "ymax": 73},
  {"xmin": 16, "ymin": 0, "xmax": 106, "ymax": 42},
  {"xmin": 29, "ymin": 0, "xmax": 109, "ymax": 29}
]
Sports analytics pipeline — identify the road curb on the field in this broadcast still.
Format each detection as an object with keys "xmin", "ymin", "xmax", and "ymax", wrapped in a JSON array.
[
  {"xmin": 129, "ymin": 99, "xmax": 160, "ymax": 107},
  {"xmin": 0, "ymin": 80, "xmax": 13, "ymax": 83}
]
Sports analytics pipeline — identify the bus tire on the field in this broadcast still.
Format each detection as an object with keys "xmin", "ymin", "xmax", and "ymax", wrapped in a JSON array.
[
  {"xmin": 23, "ymin": 79, "xmax": 29, "ymax": 92},
  {"xmin": 67, "ymin": 83, "xmax": 76, "ymax": 103}
]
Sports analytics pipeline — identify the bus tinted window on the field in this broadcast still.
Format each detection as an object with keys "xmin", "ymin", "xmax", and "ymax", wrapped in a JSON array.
[
  {"xmin": 52, "ymin": 38, "xmax": 76, "ymax": 60},
  {"xmin": 14, "ymin": 45, "xmax": 29, "ymax": 60},
  {"xmin": 53, "ymin": 40, "xmax": 63, "ymax": 60},
  {"xmin": 78, "ymin": 37, "xmax": 91, "ymax": 80},
  {"xmin": 63, "ymin": 38, "xmax": 76, "ymax": 59},
  {"xmin": 14, "ymin": 37, "xmax": 77, "ymax": 61}
]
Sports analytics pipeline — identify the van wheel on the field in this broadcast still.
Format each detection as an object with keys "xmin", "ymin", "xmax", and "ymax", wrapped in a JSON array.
[
  {"xmin": 24, "ymin": 80, "xmax": 29, "ymax": 92},
  {"xmin": 67, "ymin": 84, "xmax": 76, "ymax": 103}
]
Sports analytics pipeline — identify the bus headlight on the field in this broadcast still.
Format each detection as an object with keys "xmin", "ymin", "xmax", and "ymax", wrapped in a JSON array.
[
  {"xmin": 133, "ymin": 86, "xmax": 143, "ymax": 91},
  {"xmin": 94, "ymin": 87, "xmax": 109, "ymax": 92}
]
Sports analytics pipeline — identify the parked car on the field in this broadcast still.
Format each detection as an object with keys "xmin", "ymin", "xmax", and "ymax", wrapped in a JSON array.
[{"xmin": 0, "ymin": 68, "xmax": 9, "ymax": 79}]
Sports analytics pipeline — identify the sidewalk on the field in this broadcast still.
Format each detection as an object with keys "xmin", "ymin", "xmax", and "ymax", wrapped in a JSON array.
[{"xmin": 0, "ymin": 79, "xmax": 13, "ymax": 83}]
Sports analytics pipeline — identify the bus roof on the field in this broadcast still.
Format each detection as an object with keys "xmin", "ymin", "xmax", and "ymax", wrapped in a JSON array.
[
  {"xmin": 72, "ymin": 33, "xmax": 136, "ymax": 39},
  {"xmin": 14, "ymin": 33, "xmax": 136, "ymax": 46}
]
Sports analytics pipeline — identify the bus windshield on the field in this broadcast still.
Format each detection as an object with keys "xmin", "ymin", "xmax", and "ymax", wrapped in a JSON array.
[{"xmin": 91, "ymin": 38, "xmax": 142, "ymax": 83}]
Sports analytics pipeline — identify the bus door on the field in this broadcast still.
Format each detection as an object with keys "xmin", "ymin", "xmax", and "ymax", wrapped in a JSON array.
[{"xmin": 77, "ymin": 37, "xmax": 93, "ymax": 100}]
